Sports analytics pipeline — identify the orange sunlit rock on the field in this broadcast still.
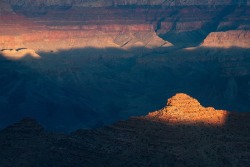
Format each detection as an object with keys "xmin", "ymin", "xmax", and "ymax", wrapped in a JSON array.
[{"xmin": 146, "ymin": 93, "xmax": 228, "ymax": 125}]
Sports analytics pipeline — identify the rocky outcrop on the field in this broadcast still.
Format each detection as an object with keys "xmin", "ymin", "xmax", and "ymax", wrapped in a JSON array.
[{"xmin": 146, "ymin": 93, "xmax": 228, "ymax": 125}]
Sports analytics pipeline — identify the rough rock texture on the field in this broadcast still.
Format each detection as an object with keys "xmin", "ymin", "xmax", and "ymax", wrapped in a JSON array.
[
  {"xmin": 201, "ymin": 30, "xmax": 250, "ymax": 48},
  {"xmin": 146, "ymin": 93, "xmax": 228, "ymax": 125},
  {"xmin": 0, "ymin": 93, "xmax": 250, "ymax": 167}
]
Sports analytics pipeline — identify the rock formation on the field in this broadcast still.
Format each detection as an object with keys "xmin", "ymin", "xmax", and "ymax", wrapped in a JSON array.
[
  {"xmin": 0, "ymin": 93, "xmax": 249, "ymax": 166},
  {"xmin": 202, "ymin": 30, "xmax": 250, "ymax": 48},
  {"xmin": 146, "ymin": 93, "xmax": 228, "ymax": 125}
]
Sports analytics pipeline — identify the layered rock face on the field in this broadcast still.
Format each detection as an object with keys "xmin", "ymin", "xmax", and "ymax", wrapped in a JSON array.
[
  {"xmin": 146, "ymin": 93, "xmax": 228, "ymax": 125},
  {"xmin": 202, "ymin": 30, "xmax": 250, "ymax": 48},
  {"xmin": 201, "ymin": 6, "xmax": 250, "ymax": 48},
  {"xmin": 1, "ymin": 0, "xmax": 250, "ymax": 53},
  {"xmin": 0, "ymin": 5, "xmax": 170, "ymax": 51},
  {"xmin": 0, "ymin": 94, "xmax": 250, "ymax": 166}
]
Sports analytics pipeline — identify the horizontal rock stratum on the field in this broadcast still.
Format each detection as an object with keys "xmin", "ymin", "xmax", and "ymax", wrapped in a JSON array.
[
  {"xmin": 1, "ymin": 0, "xmax": 250, "ymax": 53},
  {"xmin": 0, "ymin": 93, "xmax": 249, "ymax": 166}
]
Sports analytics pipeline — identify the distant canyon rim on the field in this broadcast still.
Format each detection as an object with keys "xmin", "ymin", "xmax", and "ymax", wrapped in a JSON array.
[{"xmin": 0, "ymin": 0, "xmax": 250, "ymax": 131}]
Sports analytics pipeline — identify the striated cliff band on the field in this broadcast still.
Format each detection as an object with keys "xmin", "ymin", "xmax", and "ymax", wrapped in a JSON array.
[
  {"xmin": 1, "ymin": 0, "xmax": 250, "ymax": 53},
  {"xmin": 0, "ymin": 93, "xmax": 249, "ymax": 167}
]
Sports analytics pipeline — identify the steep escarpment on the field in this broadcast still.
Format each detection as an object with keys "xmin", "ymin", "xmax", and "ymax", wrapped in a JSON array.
[{"xmin": 0, "ymin": 94, "xmax": 250, "ymax": 166}]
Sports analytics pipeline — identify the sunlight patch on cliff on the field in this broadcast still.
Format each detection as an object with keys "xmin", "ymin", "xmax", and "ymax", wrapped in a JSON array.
[
  {"xmin": 145, "ymin": 93, "xmax": 229, "ymax": 126},
  {"xmin": 0, "ymin": 48, "xmax": 41, "ymax": 60}
]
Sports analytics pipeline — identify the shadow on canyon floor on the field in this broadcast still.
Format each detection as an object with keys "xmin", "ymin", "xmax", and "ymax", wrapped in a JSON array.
[{"xmin": 0, "ymin": 46, "xmax": 249, "ymax": 132}]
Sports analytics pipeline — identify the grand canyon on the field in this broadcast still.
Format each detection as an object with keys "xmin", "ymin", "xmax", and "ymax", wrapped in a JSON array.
[{"xmin": 0, "ymin": 0, "xmax": 250, "ymax": 166}]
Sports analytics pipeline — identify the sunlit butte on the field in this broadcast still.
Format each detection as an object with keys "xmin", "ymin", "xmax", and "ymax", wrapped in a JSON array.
[{"xmin": 146, "ymin": 93, "xmax": 228, "ymax": 126}]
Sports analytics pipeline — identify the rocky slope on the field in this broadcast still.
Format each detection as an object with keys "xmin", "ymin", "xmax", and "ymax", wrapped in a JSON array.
[{"xmin": 0, "ymin": 93, "xmax": 249, "ymax": 167}]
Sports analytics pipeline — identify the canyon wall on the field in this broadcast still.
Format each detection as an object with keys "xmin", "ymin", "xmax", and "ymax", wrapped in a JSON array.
[
  {"xmin": 0, "ymin": 3, "xmax": 172, "ymax": 52},
  {"xmin": 1, "ymin": 0, "xmax": 250, "ymax": 52}
]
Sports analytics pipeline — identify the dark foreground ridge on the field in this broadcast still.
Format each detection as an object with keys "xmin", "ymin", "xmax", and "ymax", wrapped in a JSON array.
[{"xmin": 0, "ymin": 93, "xmax": 250, "ymax": 167}]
